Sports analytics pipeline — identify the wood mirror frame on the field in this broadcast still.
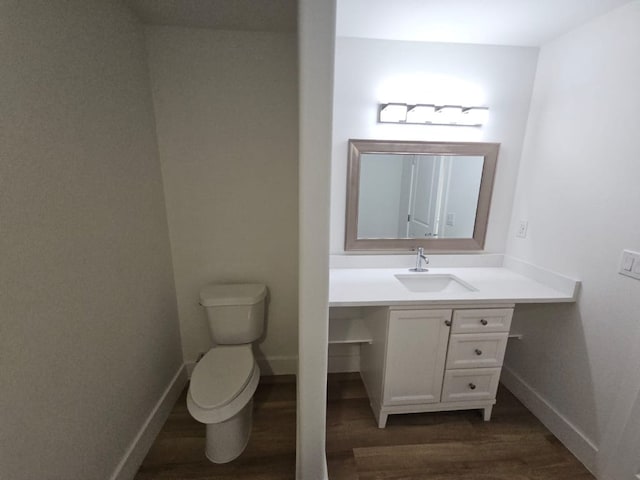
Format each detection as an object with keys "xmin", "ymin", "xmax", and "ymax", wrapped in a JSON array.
[{"xmin": 345, "ymin": 139, "xmax": 500, "ymax": 252}]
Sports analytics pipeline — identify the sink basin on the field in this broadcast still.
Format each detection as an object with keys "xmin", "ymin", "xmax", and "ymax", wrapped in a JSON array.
[{"xmin": 394, "ymin": 274, "xmax": 477, "ymax": 293}]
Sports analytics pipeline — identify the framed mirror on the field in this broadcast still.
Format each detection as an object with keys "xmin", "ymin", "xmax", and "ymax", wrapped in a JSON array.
[{"xmin": 345, "ymin": 139, "xmax": 499, "ymax": 251}]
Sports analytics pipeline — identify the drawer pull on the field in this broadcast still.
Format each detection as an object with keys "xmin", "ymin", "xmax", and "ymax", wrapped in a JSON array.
[
  {"xmin": 445, "ymin": 320, "xmax": 452, "ymax": 327},
  {"xmin": 468, "ymin": 383, "xmax": 477, "ymax": 390},
  {"xmin": 480, "ymin": 319, "xmax": 488, "ymax": 326},
  {"xmin": 474, "ymin": 348, "xmax": 483, "ymax": 356}
]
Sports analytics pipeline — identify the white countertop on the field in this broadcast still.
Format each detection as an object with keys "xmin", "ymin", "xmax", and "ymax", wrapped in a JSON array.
[{"xmin": 329, "ymin": 266, "xmax": 579, "ymax": 307}]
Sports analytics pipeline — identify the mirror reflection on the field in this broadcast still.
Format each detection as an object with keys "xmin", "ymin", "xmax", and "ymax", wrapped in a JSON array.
[
  {"xmin": 358, "ymin": 154, "xmax": 484, "ymax": 240},
  {"xmin": 345, "ymin": 140, "xmax": 500, "ymax": 251}
]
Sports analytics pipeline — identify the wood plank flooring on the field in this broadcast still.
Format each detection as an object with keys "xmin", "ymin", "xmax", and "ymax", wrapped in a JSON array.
[
  {"xmin": 135, "ymin": 373, "xmax": 594, "ymax": 480},
  {"xmin": 135, "ymin": 375, "xmax": 297, "ymax": 479}
]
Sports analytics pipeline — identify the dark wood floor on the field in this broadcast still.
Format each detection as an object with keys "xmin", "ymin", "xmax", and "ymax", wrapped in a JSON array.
[
  {"xmin": 135, "ymin": 375, "xmax": 297, "ymax": 479},
  {"xmin": 135, "ymin": 373, "xmax": 594, "ymax": 480}
]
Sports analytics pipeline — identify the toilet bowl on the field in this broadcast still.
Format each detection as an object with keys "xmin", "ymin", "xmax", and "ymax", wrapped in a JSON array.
[
  {"xmin": 187, "ymin": 283, "xmax": 267, "ymax": 463},
  {"xmin": 187, "ymin": 345, "xmax": 260, "ymax": 463}
]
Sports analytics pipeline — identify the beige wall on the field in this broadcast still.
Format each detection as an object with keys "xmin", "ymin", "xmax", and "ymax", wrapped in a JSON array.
[
  {"xmin": 0, "ymin": 2, "xmax": 182, "ymax": 479},
  {"xmin": 145, "ymin": 27, "xmax": 299, "ymax": 373}
]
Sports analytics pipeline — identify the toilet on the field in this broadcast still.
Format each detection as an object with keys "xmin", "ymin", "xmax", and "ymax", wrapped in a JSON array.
[{"xmin": 187, "ymin": 283, "xmax": 267, "ymax": 463}]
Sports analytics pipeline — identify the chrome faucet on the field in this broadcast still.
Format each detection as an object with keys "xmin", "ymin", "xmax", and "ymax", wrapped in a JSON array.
[{"xmin": 410, "ymin": 247, "xmax": 429, "ymax": 272}]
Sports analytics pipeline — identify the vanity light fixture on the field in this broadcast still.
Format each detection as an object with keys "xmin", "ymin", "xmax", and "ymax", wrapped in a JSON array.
[
  {"xmin": 433, "ymin": 105, "xmax": 463, "ymax": 124},
  {"xmin": 378, "ymin": 103, "xmax": 408, "ymax": 123},
  {"xmin": 378, "ymin": 103, "xmax": 489, "ymax": 126},
  {"xmin": 461, "ymin": 106, "xmax": 490, "ymax": 126},
  {"xmin": 406, "ymin": 105, "xmax": 435, "ymax": 123}
]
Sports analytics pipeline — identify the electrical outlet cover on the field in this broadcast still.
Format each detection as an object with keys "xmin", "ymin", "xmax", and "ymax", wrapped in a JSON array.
[
  {"xmin": 516, "ymin": 220, "xmax": 528, "ymax": 238},
  {"xmin": 620, "ymin": 250, "xmax": 640, "ymax": 280}
]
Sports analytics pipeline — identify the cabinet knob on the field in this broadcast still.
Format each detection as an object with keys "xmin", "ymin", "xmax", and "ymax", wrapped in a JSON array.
[
  {"xmin": 480, "ymin": 319, "xmax": 488, "ymax": 326},
  {"xmin": 444, "ymin": 320, "xmax": 452, "ymax": 327},
  {"xmin": 474, "ymin": 348, "xmax": 483, "ymax": 356},
  {"xmin": 468, "ymin": 383, "xmax": 477, "ymax": 390}
]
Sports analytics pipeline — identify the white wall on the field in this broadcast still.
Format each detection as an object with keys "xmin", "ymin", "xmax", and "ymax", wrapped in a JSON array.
[
  {"xmin": 145, "ymin": 27, "xmax": 299, "ymax": 373},
  {"xmin": 503, "ymin": 1, "xmax": 640, "ymax": 475},
  {"xmin": 297, "ymin": 0, "xmax": 335, "ymax": 478},
  {"xmin": 331, "ymin": 37, "xmax": 539, "ymax": 253},
  {"xmin": 358, "ymin": 154, "xmax": 405, "ymax": 238},
  {"xmin": 443, "ymin": 156, "xmax": 484, "ymax": 238},
  {"xmin": 0, "ymin": 2, "xmax": 182, "ymax": 479}
]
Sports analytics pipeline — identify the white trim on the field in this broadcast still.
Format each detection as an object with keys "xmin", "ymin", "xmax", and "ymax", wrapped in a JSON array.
[
  {"xmin": 256, "ymin": 355, "xmax": 298, "ymax": 376},
  {"xmin": 187, "ymin": 355, "xmax": 299, "ymax": 378},
  {"xmin": 500, "ymin": 365, "xmax": 598, "ymax": 474},
  {"xmin": 109, "ymin": 364, "xmax": 188, "ymax": 480},
  {"xmin": 186, "ymin": 361, "xmax": 197, "ymax": 377}
]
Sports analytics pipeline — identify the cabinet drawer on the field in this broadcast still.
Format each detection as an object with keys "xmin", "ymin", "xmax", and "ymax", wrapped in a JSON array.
[
  {"xmin": 451, "ymin": 308, "xmax": 513, "ymax": 334},
  {"xmin": 446, "ymin": 333, "xmax": 508, "ymax": 369},
  {"xmin": 441, "ymin": 368, "xmax": 501, "ymax": 402}
]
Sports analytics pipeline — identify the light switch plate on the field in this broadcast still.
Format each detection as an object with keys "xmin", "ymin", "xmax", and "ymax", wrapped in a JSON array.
[
  {"xmin": 446, "ymin": 213, "xmax": 455, "ymax": 227},
  {"xmin": 620, "ymin": 250, "xmax": 640, "ymax": 280}
]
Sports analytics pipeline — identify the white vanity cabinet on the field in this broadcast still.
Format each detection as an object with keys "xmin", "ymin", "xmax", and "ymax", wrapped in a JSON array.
[{"xmin": 360, "ymin": 305, "xmax": 513, "ymax": 428}]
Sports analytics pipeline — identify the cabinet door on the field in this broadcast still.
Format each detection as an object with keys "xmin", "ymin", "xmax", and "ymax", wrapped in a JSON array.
[{"xmin": 383, "ymin": 309, "xmax": 451, "ymax": 406}]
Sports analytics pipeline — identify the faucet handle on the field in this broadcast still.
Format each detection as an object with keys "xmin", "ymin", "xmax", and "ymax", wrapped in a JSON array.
[{"xmin": 409, "ymin": 247, "xmax": 429, "ymax": 272}]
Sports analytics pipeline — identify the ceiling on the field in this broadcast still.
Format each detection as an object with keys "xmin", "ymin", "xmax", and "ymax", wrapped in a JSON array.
[
  {"xmin": 337, "ymin": 0, "xmax": 631, "ymax": 47},
  {"xmin": 127, "ymin": 0, "xmax": 631, "ymax": 47},
  {"xmin": 126, "ymin": 0, "xmax": 296, "ymax": 32}
]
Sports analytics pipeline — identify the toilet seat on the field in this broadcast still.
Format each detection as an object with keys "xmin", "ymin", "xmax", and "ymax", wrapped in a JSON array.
[
  {"xmin": 187, "ymin": 345, "xmax": 260, "ymax": 424},
  {"xmin": 190, "ymin": 345, "xmax": 254, "ymax": 410}
]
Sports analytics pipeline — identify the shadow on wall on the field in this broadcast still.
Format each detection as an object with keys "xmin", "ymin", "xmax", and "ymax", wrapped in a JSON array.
[{"xmin": 504, "ymin": 301, "xmax": 599, "ymax": 446}]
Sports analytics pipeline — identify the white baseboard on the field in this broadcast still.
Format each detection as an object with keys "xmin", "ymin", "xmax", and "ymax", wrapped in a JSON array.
[
  {"xmin": 500, "ymin": 365, "xmax": 598, "ymax": 474},
  {"xmin": 109, "ymin": 364, "xmax": 188, "ymax": 480},
  {"xmin": 256, "ymin": 355, "xmax": 298, "ymax": 375},
  {"xmin": 189, "ymin": 353, "xmax": 359, "ymax": 375},
  {"xmin": 188, "ymin": 351, "xmax": 359, "ymax": 376},
  {"xmin": 186, "ymin": 355, "xmax": 298, "ymax": 378}
]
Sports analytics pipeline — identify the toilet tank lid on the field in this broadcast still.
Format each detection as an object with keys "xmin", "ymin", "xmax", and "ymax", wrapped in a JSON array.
[{"xmin": 199, "ymin": 283, "xmax": 266, "ymax": 307}]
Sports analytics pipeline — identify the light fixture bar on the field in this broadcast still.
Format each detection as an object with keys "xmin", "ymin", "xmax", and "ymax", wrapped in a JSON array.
[{"xmin": 378, "ymin": 103, "xmax": 488, "ymax": 126}]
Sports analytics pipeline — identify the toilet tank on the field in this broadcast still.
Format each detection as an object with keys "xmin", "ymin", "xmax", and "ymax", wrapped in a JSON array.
[{"xmin": 199, "ymin": 283, "xmax": 267, "ymax": 344}]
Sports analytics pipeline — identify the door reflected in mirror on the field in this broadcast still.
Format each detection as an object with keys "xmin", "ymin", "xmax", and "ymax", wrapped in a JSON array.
[{"xmin": 346, "ymin": 140, "xmax": 499, "ymax": 251}]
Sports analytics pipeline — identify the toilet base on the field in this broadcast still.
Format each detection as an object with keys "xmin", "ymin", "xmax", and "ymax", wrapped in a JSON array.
[{"xmin": 205, "ymin": 398, "xmax": 253, "ymax": 463}]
